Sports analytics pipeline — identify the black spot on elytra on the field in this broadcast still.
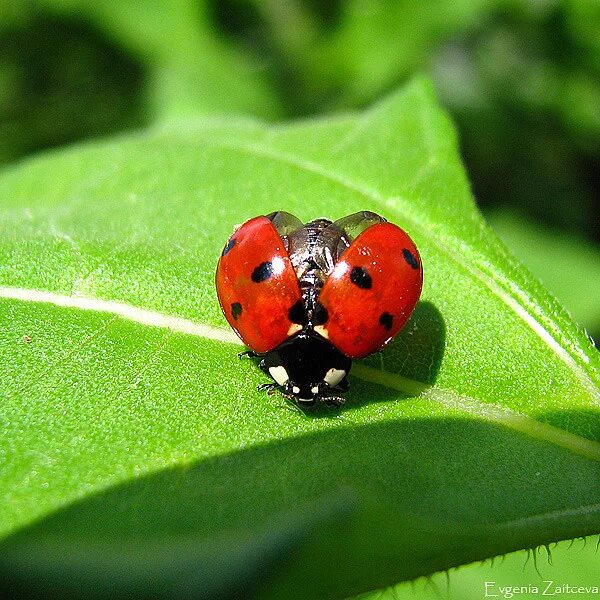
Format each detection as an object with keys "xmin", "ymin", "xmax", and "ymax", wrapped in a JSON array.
[
  {"xmin": 231, "ymin": 302, "xmax": 242, "ymax": 320},
  {"xmin": 221, "ymin": 237, "xmax": 236, "ymax": 256},
  {"xmin": 251, "ymin": 261, "xmax": 273, "ymax": 283},
  {"xmin": 379, "ymin": 312, "xmax": 393, "ymax": 331},
  {"xmin": 312, "ymin": 301, "xmax": 328, "ymax": 326},
  {"xmin": 288, "ymin": 300, "xmax": 308, "ymax": 325},
  {"xmin": 402, "ymin": 248, "xmax": 419, "ymax": 270},
  {"xmin": 350, "ymin": 266, "xmax": 372, "ymax": 289}
]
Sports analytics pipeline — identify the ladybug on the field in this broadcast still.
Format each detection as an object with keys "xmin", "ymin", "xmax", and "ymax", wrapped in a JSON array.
[{"xmin": 215, "ymin": 211, "xmax": 423, "ymax": 406}]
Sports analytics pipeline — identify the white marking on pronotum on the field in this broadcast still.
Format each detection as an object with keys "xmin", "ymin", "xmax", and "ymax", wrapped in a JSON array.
[
  {"xmin": 0, "ymin": 287, "xmax": 243, "ymax": 346},
  {"xmin": 268, "ymin": 366, "xmax": 289, "ymax": 386},
  {"xmin": 314, "ymin": 325, "xmax": 329, "ymax": 339},
  {"xmin": 324, "ymin": 367, "xmax": 346, "ymax": 387},
  {"xmin": 287, "ymin": 323, "xmax": 302, "ymax": 337}
]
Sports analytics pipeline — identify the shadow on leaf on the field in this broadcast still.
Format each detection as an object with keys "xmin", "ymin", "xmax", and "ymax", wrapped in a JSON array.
[{"xmin": 1, "ymin": 411, "xmax": 598, "ymax": 599}]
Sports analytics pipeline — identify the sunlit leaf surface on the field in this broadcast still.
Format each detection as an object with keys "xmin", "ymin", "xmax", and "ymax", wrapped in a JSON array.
[{"xmin": 0, "ymin": 78, "xmax": 598, "ymax": 598}]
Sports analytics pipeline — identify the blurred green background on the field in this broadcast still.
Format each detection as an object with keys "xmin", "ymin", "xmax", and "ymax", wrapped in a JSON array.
[{"xmin": 1, "ymin": 0, "xmax": 599, "ymax": 596}]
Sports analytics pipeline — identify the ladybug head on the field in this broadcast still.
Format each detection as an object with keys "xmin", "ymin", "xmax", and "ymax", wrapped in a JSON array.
[{"xmin": 262, "ymin": 332, "xmax": 351, "ymax": 405}]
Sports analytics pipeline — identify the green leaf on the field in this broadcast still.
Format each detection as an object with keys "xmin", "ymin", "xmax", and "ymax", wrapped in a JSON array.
[
  {"xmin": 359, "ymin": 535, "xmax": 600, "ymax": 600},
  {"xmin": 487, "ymin": 208, "xmax": 600, "ymax": 337},
  {"xmin": 0, "ymin": 78, "xmax": 599, "ymax": 598}
]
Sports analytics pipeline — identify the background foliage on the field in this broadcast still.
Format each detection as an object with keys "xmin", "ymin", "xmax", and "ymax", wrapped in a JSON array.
[{"xmin": 1, "ymin": 0, "xmax": 599, "ymax": 598}]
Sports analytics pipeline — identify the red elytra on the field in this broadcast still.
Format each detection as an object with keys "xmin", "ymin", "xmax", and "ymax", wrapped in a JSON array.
[
  {"xmin": 215, "ymin": 216, "xmax": 302, "ymax": 353},
  {"xmin": 316, "ymin": 222, "xmax": 423, "ymax": 358}
]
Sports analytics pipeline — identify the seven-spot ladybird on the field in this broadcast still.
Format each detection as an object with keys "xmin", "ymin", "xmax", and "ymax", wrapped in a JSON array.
[{"xmin": 215, "ymin": 211, "xmax": 423, "ymax": 406}]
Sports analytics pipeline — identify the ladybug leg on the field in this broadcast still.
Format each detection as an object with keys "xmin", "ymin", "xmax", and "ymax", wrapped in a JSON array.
[
  {"xmin": 323, "ymin": 395, "xmax": 345, "ymax": 407},
  {"xmin": 279, "ymin": 397, "xmax": 307, "ymax": 415},
  {"xmin": 258, "ymin": 382, "xmax": 279, "ymax": 395},
  {"xmin": 238, "ymin": 350, "xmax": 259, "ymax": 359}
]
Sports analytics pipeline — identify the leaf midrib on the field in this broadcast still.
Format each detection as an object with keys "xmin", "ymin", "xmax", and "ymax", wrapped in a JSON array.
[{"xmin": 2, "ymin": 286, "xmax": 599, "ymax": 461}]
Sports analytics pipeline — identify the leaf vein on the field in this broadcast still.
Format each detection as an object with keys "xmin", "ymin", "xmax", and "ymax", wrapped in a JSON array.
[{"xmin": 2, "ymin": 287, "xmax": 599, "ymax": 461}]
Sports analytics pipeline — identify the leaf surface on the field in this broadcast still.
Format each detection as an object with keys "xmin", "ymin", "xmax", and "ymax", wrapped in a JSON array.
[
  {"xmin": 0, "ymin": 78, "xmax": 599, "ymax": 598},
  {"xmin": 488, "ymin": 208, "xmax": 600, "ymax": 336}
]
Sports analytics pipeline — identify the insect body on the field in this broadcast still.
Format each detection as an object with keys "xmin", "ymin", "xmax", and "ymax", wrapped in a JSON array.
[{"xmin": 215, "ymin": 211, "xmax": 423, "ymax": 406}]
